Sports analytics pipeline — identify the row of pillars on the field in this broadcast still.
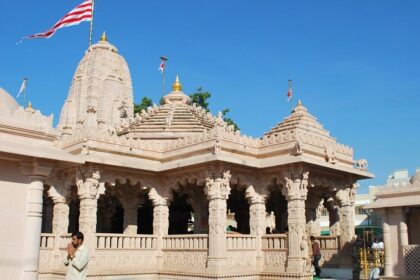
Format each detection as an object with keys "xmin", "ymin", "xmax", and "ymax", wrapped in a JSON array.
[{"xmin": 41, "ymin": 168, "xmax": 356, "ymax": 277}]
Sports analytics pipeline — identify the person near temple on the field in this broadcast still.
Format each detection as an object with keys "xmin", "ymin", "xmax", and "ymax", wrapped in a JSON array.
[
  {"xmin": 310, "ymin": 236, "xmax": 322, "ymax": 278},
  {"xmin": 64, "ymin": 231, "xmax": 90, "ymax": 280}
]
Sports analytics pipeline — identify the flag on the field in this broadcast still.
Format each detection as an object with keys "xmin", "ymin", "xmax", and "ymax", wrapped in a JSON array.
[
  {"xmin": 25, "ymin": 0, "xmax": 93, "ymax": 39},
  {"xmin": 159, "ymin": 56, "xmax": 168, "ymax": 73},
  {"xmin": 287, "ymin": 80, "xmax": 293, "ymax": 102},
  {"xmin": 17, "ymin": 78, "xmax": 28, "ymax": 98}
]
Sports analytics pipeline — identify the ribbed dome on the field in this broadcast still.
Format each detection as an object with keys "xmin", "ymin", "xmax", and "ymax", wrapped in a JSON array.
[
  {"xmin": 58, "ymin": 35, "xmax": 133, "ymax": 133},
  {"xmin": 264, "ymin": 100, "xmax": 332, "ymax": 140},
  {"xmin": 119, "ymin": 78, "xmax": 223, "ymax": 140},
  {"xmin": 0, "ymin": 88, "xmax": 19, "ymax": 115}
]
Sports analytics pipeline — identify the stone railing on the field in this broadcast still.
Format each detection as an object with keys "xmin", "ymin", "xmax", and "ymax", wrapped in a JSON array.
[
  {"xmin": 403, "ymin": 245, "xmax": 420, "ymax": 276},
  {"xmin": 262, "ymin": 234, "xmax": 288, "ymax": 273},
  {"xmin": 262, "ymin": 234, "xmax": 288, "ymax": 249},
  {"xmin": 226, "ymin": 235, "xmax": 257, "ymax": 250},
  {"xmin": 318, "ymin": 235, "xmax": 340, "ymax": 249},
  {"xmin": 318, "ymin": 235, "xmax": 340, "ymax": 267},
  {"xmin": 162, "ymin": 235, "xmax": 209, "ymax": 272},
  {"xmin": 40, "ymin": 233, "xmax": 55, "ymax": 249},
  {"xmin": 96, "ymin": 233, "xmax": 157, "ymax": 249},
  {"xmin": 162, "ymin": 234, "xmax": 208, "ymax": 250}
]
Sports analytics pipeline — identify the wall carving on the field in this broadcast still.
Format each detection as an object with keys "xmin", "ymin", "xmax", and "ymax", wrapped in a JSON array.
[{"xmin": 163, "ymin": 251, "xmax": 207, "ymax": 269}]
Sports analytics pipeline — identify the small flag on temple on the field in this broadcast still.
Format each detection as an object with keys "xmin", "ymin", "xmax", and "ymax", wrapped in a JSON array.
[
  {"xmin": 17, "ymin": 78, "xmax": 28, "ymax": 98},
  {"xmin": 159, "ymin": 56, "xmax": 168, "ymax": 73},
  {"xmin": 287, "ymin": 80, "xmax": 293, "ymax": 102},
  {"xmin": 24, "ymin": 0, "xmax": 93, "ymax": 39}
]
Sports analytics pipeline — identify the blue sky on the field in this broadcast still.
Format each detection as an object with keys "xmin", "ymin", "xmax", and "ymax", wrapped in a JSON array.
[{"xmin": 1, "ymin": 1, "xmax": 419, "ymax": 192}]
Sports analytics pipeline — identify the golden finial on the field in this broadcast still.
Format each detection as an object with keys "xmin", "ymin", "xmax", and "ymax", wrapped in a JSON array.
[
  {"xmin": 100, "ymin": 31, "xmax": 108, "ymax": 42},
  {"xmin": 27, "ymin": 101, "xmax": 32, "ymax": 109},
  {"xmin": 172, "ymin": 75, "xmax": 182, "ymax": 91},
  {"xmin": 298, "ymin": 99, "xmax": 302, "ymax": 106}
]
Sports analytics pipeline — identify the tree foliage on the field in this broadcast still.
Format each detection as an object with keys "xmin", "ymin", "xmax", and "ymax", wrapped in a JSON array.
[
  {"xmin": 134, "ymin": 97, "xmax": 153, "ymax": 114},
  {"xmin": 189, "ymin": 87, "xmax": 211, "ymax": 111}
]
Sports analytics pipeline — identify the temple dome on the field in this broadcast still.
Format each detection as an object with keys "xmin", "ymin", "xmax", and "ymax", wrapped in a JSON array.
[
  {"xmin": 119, "ymin": 76, "xmax": 224, "ymax": 140},
  {"xmin": 264, "ymin": 100, "xmax": 333, "ymax": 142},
  {"xmin": 0, "ymin": 88, "xmax": 19, "ymax": 114},
  {"xmin": 58, "ymin": 33, "xmax": 134, "ymax": 134}
]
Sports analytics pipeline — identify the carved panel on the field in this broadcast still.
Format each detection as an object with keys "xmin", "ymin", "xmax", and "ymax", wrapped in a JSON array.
[
  {"xmin": 163, "ymin": 251, "xmax": 207, "ymax": 269},
  {"xmin": 263, "ymin": 250, "xmax": 287, "ymax": 272}
]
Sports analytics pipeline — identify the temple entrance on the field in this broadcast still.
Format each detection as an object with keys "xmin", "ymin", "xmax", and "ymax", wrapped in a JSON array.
[
  {"xmin": 41, "ymin": 186, "xmax": 53, "ymax": 233},
  {"xmin": 227, "ymin": 186, "xmax": 250, "ymax": 234},
  {"xmin": 137, "ymin": 192, "xmax": 153, "ymax": 234},
  {"xmin": 169, "ymin": 190, "xmax": 193, "ymax": 234},
  {"xmin": 266, "ymin": 188, "xmax": 288, "ymax": 233},
  {"xmin": 97, "ymin": 187, "xmax": 124, "ymax": 233}
]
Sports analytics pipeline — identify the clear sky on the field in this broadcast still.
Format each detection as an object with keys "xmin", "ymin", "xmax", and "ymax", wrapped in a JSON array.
[{"xmin": 1, "ymin": 1, "xmax": 419, "ymax": 192}]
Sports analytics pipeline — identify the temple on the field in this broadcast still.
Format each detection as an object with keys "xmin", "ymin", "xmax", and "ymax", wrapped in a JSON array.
[{"xmin": 0, "ymin": 35, "xmax": 373, "ymax": 280}]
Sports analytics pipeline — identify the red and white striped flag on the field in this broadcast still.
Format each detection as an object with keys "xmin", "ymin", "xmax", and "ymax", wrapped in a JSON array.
[
  {"xmin": 25, "ymin": 0, "xmax": 93, "ymax": 39},
  {"xmin": 159, "ymin": 56, "xmax": 168, "ymax": 73}
]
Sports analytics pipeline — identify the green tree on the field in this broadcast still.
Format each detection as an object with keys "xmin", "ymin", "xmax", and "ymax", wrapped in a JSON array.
[
  {"xmin": 133, "ymin": 88, "xmax": 239, "ymax": 131},
  {"xmin": 190, "ymin": 87, "xmax": 239, "ymax": 131},
  {"xmin": 189, "ymin": 87, "xmax": 211, "ymax": 111},
  {"xmin": 134, "ymin": 97, "xmax": 153, "ymax": 114},
  {"xmin": 221, "ymin": 109, "xmax": 240, "ymax": 131}
]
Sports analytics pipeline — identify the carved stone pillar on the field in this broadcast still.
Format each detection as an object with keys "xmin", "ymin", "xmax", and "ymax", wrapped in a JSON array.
[
  {"xmin": 205, "ymin": 171, "xmax": 231, "ymax": 273},
  {"xmin": 120, "ymin": 197, "xmax": 140, "ymax": 234},
  {"xmin": 48, "ymin": 185, "xmax": 70, "ymax": 236},
  {"xmin": 324, "ymin": 197, "xmax": 340, "ymax": 236},
  {"xmin": 335, "ymin": 184, "xmax": 357, "ymax": 267},
  {"xmin": 245, "ymin": 185, "xmax": 266, "ymax": 271},
  {"xmin": 284, "ymin": 169, "xmax": 310, "ymax": 273},
  {"xmin": 76, "ymin": 168, "xmax": 104, "ymax": 255},
  {"xmin": 148, "ymin": 187, "xmax": 169, "ymax": 269},
  {"xmin": 399, "ymin": 209, "xmax": 408, "ymax": 247},
  {"xmin": 19, "ymin": 160, "xmax": 52, "ymax": 280},
  {"xmin": 306, "ymin": 197, "xmax": 322, "ymax": 236},
  {"xmin": 380, "ymin": 209, "xmax": 393, "ymax": 277}
]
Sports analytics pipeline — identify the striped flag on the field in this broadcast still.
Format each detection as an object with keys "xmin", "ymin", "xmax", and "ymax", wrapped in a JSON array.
[
  {"xmin": 25, "ymin": 0, "xmax": 93, "ymax": 39},
  {"xmin": 159, "ymin": 56, "xmax": 168, "ymax": 73},
  {"xmin": 17, "ymin": 78, "xmax": 28, "ymax": 98}
]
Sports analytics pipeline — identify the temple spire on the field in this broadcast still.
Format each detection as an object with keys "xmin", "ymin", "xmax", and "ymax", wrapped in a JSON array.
[
  {"xmin": 172, "ymin": 75, "xmax": 182, "ymax": 92},
  {"xmin": 100, "ymin": 31, "xmax": 107, "ymax": 42}
]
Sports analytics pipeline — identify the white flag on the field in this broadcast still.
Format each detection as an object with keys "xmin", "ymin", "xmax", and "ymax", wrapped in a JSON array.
[{"xmin": 17, "ymin": 78, "xmax": 27, "ymax": 98}]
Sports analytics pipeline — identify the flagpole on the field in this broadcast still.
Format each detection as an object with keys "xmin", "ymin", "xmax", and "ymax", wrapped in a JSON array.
[
  {"xmin": 160, "ymin": 56, "xmax": 168, "ymax": 97},
  {"xmin": 162, "ymin": 67, "xmax": 166, "ymax": 97},
  {"xmin": 288, "ymin": 79, "xmax": 293, "ymax": 112},
  {"xmin": 89, "ymin": 0, "xmax": 95, "ymax": 46}
]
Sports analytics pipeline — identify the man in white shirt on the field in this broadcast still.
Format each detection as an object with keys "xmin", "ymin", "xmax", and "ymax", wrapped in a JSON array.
[{"xmin": 64, "ymin": 231, "xmax": 89, "ymax": 280}]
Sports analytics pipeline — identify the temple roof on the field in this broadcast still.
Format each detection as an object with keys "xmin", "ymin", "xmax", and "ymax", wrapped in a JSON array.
[
  {"xmin": 264, "ymin": 100, "xmax": 333, "ymax": 142},
  {"xmin": 118, "ymin": 77, "xmax": 228, "ymax": 139}
]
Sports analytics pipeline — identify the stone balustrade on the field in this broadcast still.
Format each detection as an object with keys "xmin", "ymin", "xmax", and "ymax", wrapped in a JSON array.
[
  {"xmin": 262, "ymin": 234, "xmax": 288, "ymax": 249},
  {"xmin": 40, "ymin": 234, "xmax": 55, "ymax": 249},
  {"xmin": 318, "ymin": 235, "xmax": 340, "ymax": 249},
  {"xmin": 96, "ymin": 233, "xmax": 157, "ymax": 249},
  {"xmin": 162, "ymin": 234, "xmax": 208, "ymax": 250},
  {"xmin": 227, "ymin": 235, "xmax": 257, "ymax": 250}
]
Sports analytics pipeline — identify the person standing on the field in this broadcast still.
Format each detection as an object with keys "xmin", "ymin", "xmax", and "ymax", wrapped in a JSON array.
[
  {"xmin": 64, "ymin": 231, "xmax": 90, "ymax": 280},
  {"xmin": 310, "ymin": 236, "xmax": 322, "ymax": 278}
]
